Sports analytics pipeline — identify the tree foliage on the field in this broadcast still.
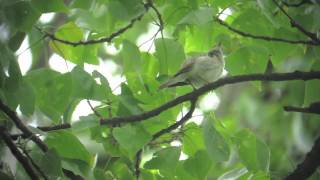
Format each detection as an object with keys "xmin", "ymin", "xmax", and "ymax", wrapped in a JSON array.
[{"xmin": 0, "ymin": 0, "xmax": 320, "ymax": 179}]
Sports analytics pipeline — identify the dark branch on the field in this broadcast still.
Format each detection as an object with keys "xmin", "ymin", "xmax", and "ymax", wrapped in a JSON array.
[
  {"xmin": 21, "ymin": 147, "xmax": 49, "ymax": 180},
  {"xmin": 0, "ymin": 100, "xmax": 48, "ymax": 152},
  {"xmin": 11, "ymin": 123, "xmax": 71, "ymax": 140},
  {"xmin": 100, "ymin": 71, "xmax": 320, "ymax": 125},
  {"xmin": 134, "ymin": 149, "xmax": 143, "ymax": 180},
  {"xmin": 282, "ymin": 0, "xmax": 312, "ymax": 7},
  {"xmin": 37, "ymin": 123, "xmax": 71, "ymax": 131},
  {"xmin": 134, "ymin": 98, "xmax": 197, "ymax": 179},
  {"xmin": 0, "ymin": 126, "xmax": 39, "ymax": 180},
  {"xmin": 37, "ymin": 2, "xmax": 153, "ymax": 47},
  {"xmin": 285, "ymin": 136, "xmax": 320, "ymax": 179},
  {"xmin": 152, "ymin": 98, "xmax": 197, "ymax": 140},
  {"xmin": 0, "ymin": 102, "xmax": 83, "ymax": 180},
  {"xmin": 284, "ymin": 102, "xmax": 320, "ymax": 114},
  {"xmin": 147, "ymin": 0, "xmax": 164, "ymax": 30},
  {"xmin": 86, "ymin": 100, "xmax": 104, "ymax": 119},
  {"xmin": 273, "ymin": 0, "xmax": 320, "ymax": 42},
  {"xmin": 215, "ymin": 18, "xmax": 319, "ymax": 46}
]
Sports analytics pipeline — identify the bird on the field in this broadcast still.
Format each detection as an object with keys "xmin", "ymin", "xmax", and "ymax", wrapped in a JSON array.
[{"xmin": 159, "ymin": 44, "xmax": 225, "ymax": 89}]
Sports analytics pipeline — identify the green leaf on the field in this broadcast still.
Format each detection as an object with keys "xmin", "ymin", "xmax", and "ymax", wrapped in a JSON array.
[
  {"xmin": 70, "ymin": 0, "xmax": 92, "ymax": 9},
  {"xmin": 18, "ymin": 81, "xmax": 35, "ymax": 116},
  {"xmin": 113, "ymin": 124, "xmax": 152, "ymax": 159},
  {"xmin": 49, "ymin": 22, "xmax": 98, "ymax": 64},
  {"xmin": 72, "ymin": 114, "xmax": 100, "ymax": 132},
  {"xmin": 45, "ymin": 130, "xmax": 92, "ymax": 164},
  {"xmin": 109, "ymin": 0, "xmax": 144, "ymax": 21},
  {"xmin": 32, "ymin": 0, "xmax": 68, "ymax": 13},
  {"xmin": 71, "ymin": 66, "xmax": 95, "ymax": 99},
  {"xmin": 182, "ymin": 123, "xmax": 205, "ymax": 156},
  {"xmin": 117, "ymin": 83, "xmax": 142, "ymax": 116},
  {"xmin": 304, "ymin": 60, "xmax": 320, "ymax": 105},
  {"xmin": 121, "ymin": 40, "xmax": 142, "ymax": 74},
  {"xmin": 6, "ymin": 58, "xmax": 22, "ymax": 91},
  {"xmin": 4, "ymin": 1, "xmax": 41, "ymax": 32},
  {"xmin": 256, "ymin": 0, "xmax": 279, "ymax": 27},
  {"xmin": 202, "ymin": 117, "xmax": 230, "ymax": 162},
  {"xmin": 183, "ymin": 150, "xmax": 212, "ymax": 179},
  {"xmin": 218, "ymin": 167, "xmax": 248, "ymax": 180},
  {"xmin": 155, "ymin": 38, "xmax": 185, "ymax": 75},
  {"xmin": 144, "ymin": 147, "xmax": 181, "ymax": 175},
  {"xmin": 178, "ymin": 7, "xmax": 214, "ymax": 25},
  {"xmin": 233, "ymin": 129, "xmax": 270, "ymax": 172},
  {"xmin": 39, "ymin": 149, "xmax": 63, "ymax": 179},
  {"xmin": 226, "ymin": 47, "xmax": 251, "ymax": 75},
  {"xmin": 8, "ymin": 31, "xmax": 25, "ymax": 51}
]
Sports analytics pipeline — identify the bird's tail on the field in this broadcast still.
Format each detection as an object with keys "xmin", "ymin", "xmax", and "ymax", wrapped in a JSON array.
[{"xmin": 158, "ymin": 75, "xmax": 188, "ymax": 89}]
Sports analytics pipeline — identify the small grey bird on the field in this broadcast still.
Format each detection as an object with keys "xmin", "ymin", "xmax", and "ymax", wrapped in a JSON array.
[{"xmin": 159, "ymin": 44, "xmax": 225, "ymax": 89}]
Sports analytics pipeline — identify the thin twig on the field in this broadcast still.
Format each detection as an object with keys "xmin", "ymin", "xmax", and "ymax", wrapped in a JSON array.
[
  {"xmin": 215, "ymin": 18, "xmax": 319, "ymax": 45},
  {"xmin": 152, "ymin": 98, "xmax": 197, "ymax": 140},
  {"xmin": 134, "ymin": 149, "xmax": 143, "ymax": 180},
  {"xmin": 134, "ymin": 98, "xmax": 197, "ymax": 180},
  {"xmin": 0, "ymin": 102, "xmax": 83, "ymax": 179},
  {"xmin": 284, "ymin": 102, "xmax": 320, "ymax": 114},
  {"xmin": 273, "ymin": 0, "xmax": 320, "ymax": 42},
  {"xmin": 148, "ymin": 0, "xmax": 164, "ymax": 31},
  {"xmin": 37, "ymin": 2, "xmax": 153, "ymax": 47},
  {"xmin": 20, "ymin": 147, "xmax": 49, "ymax": 180},
  {"xmin": 0, "ymin": 126, "xmax": 39, "ymax": 180},
  {"xmin": 0, "ymin": 100, "xmax": 48, "ymax": 152},
  {"xmin": 282, "ymin": 0, "xmax": 312, "ymax": 7},
  {"xmin": 87, "ymin": 100, "xmax": 104, "ymax": 119}
]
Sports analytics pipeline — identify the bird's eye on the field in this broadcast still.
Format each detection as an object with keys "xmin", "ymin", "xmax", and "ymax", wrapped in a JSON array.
[{"xmin": 209, "ymin": 50, "xmax": 217, "ymax": 57}]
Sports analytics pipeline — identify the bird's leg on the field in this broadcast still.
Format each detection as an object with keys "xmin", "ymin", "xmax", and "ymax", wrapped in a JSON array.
[{"xmin": 187, "ymin": 79, "xmax": 197, "ymax": 90}]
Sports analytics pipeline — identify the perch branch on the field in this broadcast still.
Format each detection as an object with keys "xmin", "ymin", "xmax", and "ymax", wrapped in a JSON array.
[{"xmin": 100, "ymin": 71, "xmax": 320, "ymax": 125}]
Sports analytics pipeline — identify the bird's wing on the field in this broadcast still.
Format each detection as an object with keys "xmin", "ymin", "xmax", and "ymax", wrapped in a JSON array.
[{"xmin": 173, "ymin": 58, "xmax": 196, "ymax": 77}]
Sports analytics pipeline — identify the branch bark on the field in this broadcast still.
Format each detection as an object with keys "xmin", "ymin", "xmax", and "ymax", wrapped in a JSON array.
[
  {"xmin": 0, "ymin": 101, "xmax": 83, "ymax": 180},
  {"xmin": 273, "ymin": 0, "xmax": 320, "ymax": 43},
  {"xmin": 37, "ymin": 2, "xmax": 158, "ymax": 47},
  {"xmin": 215, "ymin": 18, "xmax": 319, "ymax": 46},
  {"xmin": 0, "ymin": 126, "xmax": 39, "ymax": 180},
  {"xmin": 284, "ymin": 102, "xmax": 320, "ymax": 114},
  {"xmin": 285, "ymin": 136, "xmax": 320, "ymax": 180},
  {"xmin": 134, "ymin": 98, "xmax": 197, "ymax": 180},
  {"xmin": 100, "ymin": 71, "xmax": 320, "ymax": 125}
]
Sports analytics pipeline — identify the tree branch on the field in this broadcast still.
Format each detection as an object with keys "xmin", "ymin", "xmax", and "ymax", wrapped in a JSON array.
[
  {"xmin": 0, "ymin": 100, "xmax": 48, "ymax": 152},
  {"xmin": 21, "ymin": 147, "xmax": 49, "ymax": 180},
  {"xmin": 100, "ymin": 71, "xmax": 320, "ymax": 125},
  {"xmin": 273, "ymin": 0, "xmax": 320, "ymax": 42},
  {"xmin": 37, "ymin": 2, "xmax": 154, "ymax": 47},
  {"xmin": 215, "ymin": 18, "xmax": 319, "ymax": 45},
  {"xmin": 0, "ymin": 101, "xmax": 84, "ymax": 180},
  {"xmin": 284, "ymin": 102, "xmax": 320, "ymax": 114},
  {"xmin": 0, "ymin": 126, "xmax": 39, "ymax": 180},
  {"xmin": 282, "ymin": 0, "xmax": 312, "ymax": 7},
  {"xmin": 134, "ymin": 98, "xmax": 197, "ymax": 180},
  {"xmin": 152, "ymin": 98, "xmax": 197, "ymax": 140},
  {"xmin": 285, "ymin": 136, "xmax": 320, "ymax": 180}
]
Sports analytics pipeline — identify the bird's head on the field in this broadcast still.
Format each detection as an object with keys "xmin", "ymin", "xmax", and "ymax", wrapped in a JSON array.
[{"xmin": 208, "ymin": 43, "xmax": 223, "ymax": 58}]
